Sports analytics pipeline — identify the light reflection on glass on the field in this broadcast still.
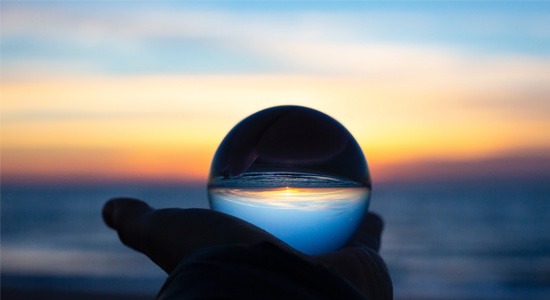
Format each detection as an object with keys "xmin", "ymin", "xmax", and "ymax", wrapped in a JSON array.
[
  {"xmin": 208, "ymin": 106, "xmax": 372, "ymax": 254},
  {"xmin": 209, "ymin": 185, "xmax": 370, "ymax": 254}
]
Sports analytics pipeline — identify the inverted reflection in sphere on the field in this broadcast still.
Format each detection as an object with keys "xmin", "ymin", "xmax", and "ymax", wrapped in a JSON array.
[{"xmin": 208, "ymin": 106, "xmax": 371, "ymax": 254}]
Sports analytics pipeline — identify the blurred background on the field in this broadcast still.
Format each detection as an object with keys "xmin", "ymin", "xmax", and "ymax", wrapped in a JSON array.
[{"xmin": 1, "ymin": 1, "xmax": 549, "ymax": 299}]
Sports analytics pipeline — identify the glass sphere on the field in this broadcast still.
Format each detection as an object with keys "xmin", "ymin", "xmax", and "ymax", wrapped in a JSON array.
[{"xmin": 208, "ymin": 105, "xmax": 371, "ymax": 254}]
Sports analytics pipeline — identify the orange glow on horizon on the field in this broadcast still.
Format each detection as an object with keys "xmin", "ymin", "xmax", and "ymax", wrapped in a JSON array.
[
  {"xmin": 2, "ymin": 3, "xmax": 549, "ymax": 185},
  {"xmin": 2, "ymin": 74, "xmax": 548, "ymax": 184}
]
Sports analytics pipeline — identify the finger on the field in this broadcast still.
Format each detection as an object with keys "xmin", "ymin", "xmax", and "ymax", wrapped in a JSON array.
[
  {"xmin": 102, "ymin": 198, "xmax": 153, "ymax": 252},
  {"xmin": 141, "ymin": 207, "xmax": 301, "ymax": 273},
  {"xmin": 311, "ymin": 212, "xmax": 391, "ymax": 297},
  {"xmin": 103, "ymin": 198, "xmax": 296, "ymax": 274},
  {"xmin": 345, "ymin": 212, "xmax": 384, "ymax": 252}
]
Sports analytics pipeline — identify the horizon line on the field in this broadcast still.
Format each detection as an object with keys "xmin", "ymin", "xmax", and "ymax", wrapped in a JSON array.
[{"xmin": 3, "ymin": 150, "xmax": 548, "ymax": 187}]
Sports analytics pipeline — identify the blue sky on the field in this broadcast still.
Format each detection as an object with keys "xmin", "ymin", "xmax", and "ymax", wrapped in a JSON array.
[
  {"xmin": 1, "ymin": 1, "xmax": 549, "ymax": 183},
  {"xmin": 2, "ymin": 1, "xmax": 549, "ymax": 77}
]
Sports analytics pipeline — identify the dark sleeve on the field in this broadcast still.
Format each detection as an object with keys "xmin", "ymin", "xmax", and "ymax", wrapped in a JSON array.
[{"xmin": 157, "ymin": 241, "xmax": 369, "ymax": 300}]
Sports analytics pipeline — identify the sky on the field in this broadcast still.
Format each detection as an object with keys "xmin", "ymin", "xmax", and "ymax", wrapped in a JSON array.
[{"xmin": 1, "ymin": 1, "xmax": 549, "ymax": 184}]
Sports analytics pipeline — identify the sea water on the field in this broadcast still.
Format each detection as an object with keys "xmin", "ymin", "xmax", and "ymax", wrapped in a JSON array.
[
  {"xmin": 2, "ymin": 179, "xmax": 549, "ymax": 299},
  {"xmin": 208, "ymin": 172, "xmax": 370, "ymax": 254}
]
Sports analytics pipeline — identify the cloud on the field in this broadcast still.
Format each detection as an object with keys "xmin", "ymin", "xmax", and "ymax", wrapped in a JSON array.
[
  {"xmin": 1, "ymin": 3, "xmax": 548, "ymax": 181},
  {"xmin": 2, "ymin": 4, "xmax": 549, "ymax": 76},
  {"xmin": 373, "ymin": 148, "xmax": 550, "ymax": 183},
  {"xmin": 3, "ymin": 4, "xmax": 549, "ymax": 112},
  {"xmin": 3, "ymin": 4, "xmax": 548, "ymax": 44},
  {"xmin": 1, "ymin": 110, "xmax": 199, "ymax": 123}
]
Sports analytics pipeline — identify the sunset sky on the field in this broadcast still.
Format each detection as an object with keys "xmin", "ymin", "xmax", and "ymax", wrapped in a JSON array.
[{"xmin": 1, "ymin": 1, "xmax": 549, "ymax": 184}]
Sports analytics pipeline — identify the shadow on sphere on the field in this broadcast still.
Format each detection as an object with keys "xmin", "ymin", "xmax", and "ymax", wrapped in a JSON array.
[{"xmin": 209, "ymin": 105, "xmax": 371, "ymax": 187}]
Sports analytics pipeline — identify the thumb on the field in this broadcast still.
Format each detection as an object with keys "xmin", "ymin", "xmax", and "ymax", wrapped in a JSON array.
[{"xmin": 346, "ymin": 212, "xmax": 384, "ymax": 252}]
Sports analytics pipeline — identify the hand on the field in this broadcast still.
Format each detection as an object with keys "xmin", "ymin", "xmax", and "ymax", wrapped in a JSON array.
[{"xmin": 103, "ymin": 198, "xmax": 392, "ymax": 298}]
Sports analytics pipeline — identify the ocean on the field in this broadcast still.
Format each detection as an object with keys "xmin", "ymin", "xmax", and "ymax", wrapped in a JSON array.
[{"xmin": 1, "ymin": 178, "xmax": 549, "ymax": 299}]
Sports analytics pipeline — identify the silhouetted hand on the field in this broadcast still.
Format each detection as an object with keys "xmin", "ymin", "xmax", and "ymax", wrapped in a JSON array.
[
  {"xmin": 102, "ymin": 106, "xmax": 391, "ymax": 298},
  {"xmin": 103, "ymin": 198, "xmax": 392, "ymax": 299}
]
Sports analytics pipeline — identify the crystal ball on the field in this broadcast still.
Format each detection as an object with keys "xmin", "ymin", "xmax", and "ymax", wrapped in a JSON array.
[{"xmin": 208, "ymin": 105, "xmax": 371, "ymax": 254}]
